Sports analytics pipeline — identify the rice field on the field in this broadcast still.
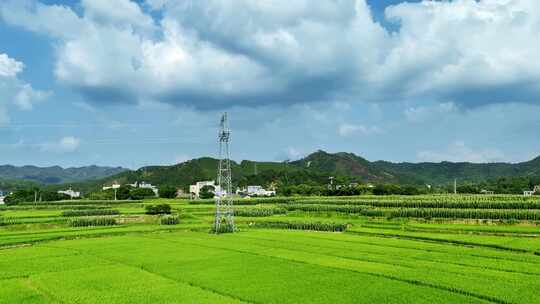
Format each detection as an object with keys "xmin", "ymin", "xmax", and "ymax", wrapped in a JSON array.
[{"xmin": 1, "ymin": 195, "xmax": 540, "ymax": 303}]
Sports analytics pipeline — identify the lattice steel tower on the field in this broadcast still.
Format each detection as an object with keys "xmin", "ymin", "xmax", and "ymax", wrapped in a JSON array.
[{"xmin": 213, "ymin": 112, "xmax": 235, "ymax": 233}]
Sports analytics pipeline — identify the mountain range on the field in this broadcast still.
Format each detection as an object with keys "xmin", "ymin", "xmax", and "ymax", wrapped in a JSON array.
[
  {"xmin": 0, "ymin": 165, "xmax": 127, "ymax": 186},
  {"xmin": 2, "ymin": 150, "xmax": 540, "ymax": 193},
  {"xmin": 43, "ymin": 150, "xmax": 540, "ymax": 193}
]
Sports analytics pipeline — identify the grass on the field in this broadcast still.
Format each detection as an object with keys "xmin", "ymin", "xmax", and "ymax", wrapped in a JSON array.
[{"xmin": 1, "ymin": 195, "xmax": 540, "ymax": 303}]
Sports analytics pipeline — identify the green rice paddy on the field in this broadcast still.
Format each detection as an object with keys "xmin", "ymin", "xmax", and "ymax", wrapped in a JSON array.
[{"xmin": 1, "ymin": 195, "xmax": 540, "ymax": 303}]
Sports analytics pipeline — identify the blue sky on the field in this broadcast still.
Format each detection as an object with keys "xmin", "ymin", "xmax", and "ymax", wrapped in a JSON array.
[{"xmin": 0, "ymin": 0, "xmax": 539, "ymax": 168}]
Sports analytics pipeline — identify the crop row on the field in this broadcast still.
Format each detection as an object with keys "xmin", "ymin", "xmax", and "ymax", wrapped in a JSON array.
[
  {"xmin": 296, "ymin": 199, "xmax": 540, "ymax": 209},
  {"xmin": 283, "ymin": 204, "xmax": 378, "ymax": 214},
  {"xmin": 189, "ymin": 197, "xmax": 297, "ymax": 205},
  {"xmin": 285, "ymin": 204, "xmax": 540, "ymax": 220},
  {"xmin": 160, "ymin": 215, "xmax": 180, "ymax": 225},
  {"xmin": 234, "ymin": 208, "xmax": 286, "ymax": 217},
  {"xmin": 17, "ymin": 200, "xmax": 142, "ymax": 206},
  {"xmin": 69, "ymin": 217, "xmax": 117, "ymax": 227},
  {"xmin": 390, "ymin": 209, "xmax": 540, "ymax": 220},
  {"xmin": 251, "ymin": 221, "xmax": 348, "ymax": 232},
  {"xmin": 316, "ymin": 194, "xmax": 540, "ymax": 203},
  {"xmin": 61, "ymin": 209, "xmax": 120, "ymax": 217}
]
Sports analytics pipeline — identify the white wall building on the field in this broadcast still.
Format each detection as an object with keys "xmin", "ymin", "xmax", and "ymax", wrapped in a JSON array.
[
  {"xmin": 190, "ymin": 181, "xmax": 221, "ymax": 198},
  {"xmin": 58, "ymin": 188, "xmax": 81, "ymax": 199},
  {"xmin": 524, "ymin": 185, "xmax": 540, "ymax": 196},
  {"xmin": 238, "ymin": 185, "xmax": 276, "ymax": 197},
  {"xmin": 102, "ymin": 183, "xmax": 121, "ymax": 191},
  {"xmin": 0, "ymin": 196, "xmax": 5, "ymax": 205},
  {"xmin": 129, "ymin": 181, "xmax": 159, "ymax": 196}
]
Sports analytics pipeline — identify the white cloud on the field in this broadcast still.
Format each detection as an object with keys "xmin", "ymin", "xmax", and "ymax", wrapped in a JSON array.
[
  {"xmin": 417, "ymin": 141, "xmax": 505, "ymax": 163},
  {"xmin": 0, "ymin": 53, "xmax": 24, "ymax": 77},
  {"xmin": 2, "ymin": 0, "xmax": 540, "ymax": 110},
  {"xmin": 0, "ymin": 52, "xmax": 49, "ymax": 119},
  {"xmin": 40, "ymin": 136, "xmax": 81, "ymax": 153},
  {"xmin": 338, "ymin": 123, "xmax": 382, "ymax": 137},
  {"xmin": 14, "ymin": 83, "xmax": 50, "ymax": 110},
  {"xmin": 82, "ymin": 0, "xmax": 156, "ymax": 32}
]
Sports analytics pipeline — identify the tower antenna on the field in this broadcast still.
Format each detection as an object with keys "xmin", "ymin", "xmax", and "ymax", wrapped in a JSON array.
[{"xmin": 214, "ymin": 112, "xmax": 235, "ymax": 233}]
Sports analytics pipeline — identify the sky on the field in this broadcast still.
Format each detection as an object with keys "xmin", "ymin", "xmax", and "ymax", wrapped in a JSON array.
[{"xmin": 0, "ymin": 0, "xmax": 539, "ymax": 169}]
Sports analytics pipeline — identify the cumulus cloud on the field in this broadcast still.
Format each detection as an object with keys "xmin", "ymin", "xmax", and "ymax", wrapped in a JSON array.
[
  {"xmin": 417, "ymin": 141, "xmax": 505, "ymax": 163},
  {"xmin": 1, "ymin": 0, "xmax": 540, "ymax": 110},
  {"xmin": 338, "ymin": 123, "xmax": 382, "ymax": 137},
  {"xmin": 0, "ymin": 53, "xmax": 24, "ymax": 77},
  {"xmin": 40, "ymin": 136, "xmax": 81, "ymax": 153},
  {"xmin": 0, "ymin": 52, "xmax": 49, "ymax": 119}
]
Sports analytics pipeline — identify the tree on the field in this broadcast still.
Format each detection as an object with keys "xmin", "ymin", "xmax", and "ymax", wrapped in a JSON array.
[
  {"xmin": 116, "ymin": 185, "xmax": 131, "ymax": 200},
  {"xmin": 159, "ymin": 186, "xmax": 177, "ymax": 199},
  {"xmin": 199, "ymin": 185, "xmax": 215, "ymax": 199},
  {"xmin": 130, "ymin": 188, "xmax": 156, "ymax": 200},
  {"xmin": 4, "ymin": 188, "xmax": 38, "ymax": 205}
]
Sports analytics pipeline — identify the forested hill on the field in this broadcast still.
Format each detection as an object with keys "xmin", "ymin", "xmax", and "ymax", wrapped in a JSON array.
[
  {"xmin": 0, "ymin": 165, "xmax": 127, "ymax": 185},
  {"xmin": 56, "ymin": 150, "xmax": 540, "ymax": 193}
]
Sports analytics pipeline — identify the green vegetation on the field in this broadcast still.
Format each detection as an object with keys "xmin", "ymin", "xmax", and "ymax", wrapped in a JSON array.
[
  {"xmin": 69, "ymin": 217, "xmax": 117, "ymax": 227},
  {"xmin": 159, "ymin": 215, "xmax": 180, "ymax": 225},
  {"xmin": 158, "ymin": 185, "xmax": 177, "ymax": 198},
  {"xmin": 61, "ymin": 209, "xmax": 120, "ymax": 217},
  {"xmin": 234, "ymin": 207, "xmax": 286, "ymax": 217},
  {"xmin": 34, "ymin": 150, "xmax": 540, "ymax": 196},
  {"xmin": 198, "ymin": 185, "xmax": 215, "ymax": 199},
  {"xmin": 252, "ymin": 221, "xmax": 348, "ymax": 232},
  {"xmin": 2, "ymin": 194, "xmax": 540, "ymax": 303},
  {"xmin": 145, "ymin": 204, "xmax": 171, "ymax": 215}
]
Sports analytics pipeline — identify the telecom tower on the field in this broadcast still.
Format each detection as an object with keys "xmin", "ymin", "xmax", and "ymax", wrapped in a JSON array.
[{"xmin": 213, "ymin": 112, "xmax": 235, "ymax": 233}]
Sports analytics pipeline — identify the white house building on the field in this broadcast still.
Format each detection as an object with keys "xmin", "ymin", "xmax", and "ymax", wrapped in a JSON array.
[
  {"xmin": 524, "ymin": 185, "xmax": 540, "ymax": 196},
  {"xmin": 0, "ymin": 196, "xmax": 5, "ymax": 205},
  {"xmin": 102, "ymin": 183, "xmax": 121, "ymax": 191},
  {"xmin": 58, "ymin": 188, "xmax": 81, "ymax": 199},
  {"xmin": 190, "ymin": 181, "xmax": 221, "ymax": 198},
  {"xmin": 237, "ymin": 185, "xmax": 276, "ymax": 197}
]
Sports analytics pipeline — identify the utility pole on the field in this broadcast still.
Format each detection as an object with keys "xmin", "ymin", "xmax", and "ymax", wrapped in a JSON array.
[
  {"xmin": 114, "ymin": 188, "xmax": 117, "ymax": 201},
  {"xmin": 454, "ymin": 178, "xmax": 457, "ymax": 194},
  {"xmin": 254, "ymin": 162, "xmax": 258, "ymax": 175},
  {"xmin": 213, "ymin": 112, "xmax": 235, "ymax": 233}
]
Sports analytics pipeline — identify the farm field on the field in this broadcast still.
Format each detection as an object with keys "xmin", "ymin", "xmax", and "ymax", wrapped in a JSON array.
[{"xmin": 1, "ymin": 195, "xmax": 540, "ymax": 303}]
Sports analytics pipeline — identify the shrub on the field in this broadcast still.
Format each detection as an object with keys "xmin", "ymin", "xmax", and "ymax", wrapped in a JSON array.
[
  {"xmin": 160, "ymin": 215, "xmax": 180, "ymax": 225},
  {"xmin": 145, "ymin": 204, "xmax": 172, "ymax": 215},
  {"xmin": 69, "ymin": 217, "xmax": 116, "ymax": 227}
]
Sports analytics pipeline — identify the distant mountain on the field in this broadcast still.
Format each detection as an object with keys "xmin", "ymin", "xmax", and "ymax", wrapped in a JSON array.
[
  {"xmin": 50, "ymin": 150, "xmax": 540, "ymax": 193},
  {"xmin": 0, "ymin": 165, "xmax": 128, "ymax": 185}
]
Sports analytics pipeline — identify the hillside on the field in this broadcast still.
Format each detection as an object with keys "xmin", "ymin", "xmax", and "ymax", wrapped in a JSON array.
[
  {"xmin": 0, "ymin": 165, "xmax": 127, "ymax": 185},
  {"xmin": 54, "ymin": 150, "xmax": 540, "ymax": 194}
]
